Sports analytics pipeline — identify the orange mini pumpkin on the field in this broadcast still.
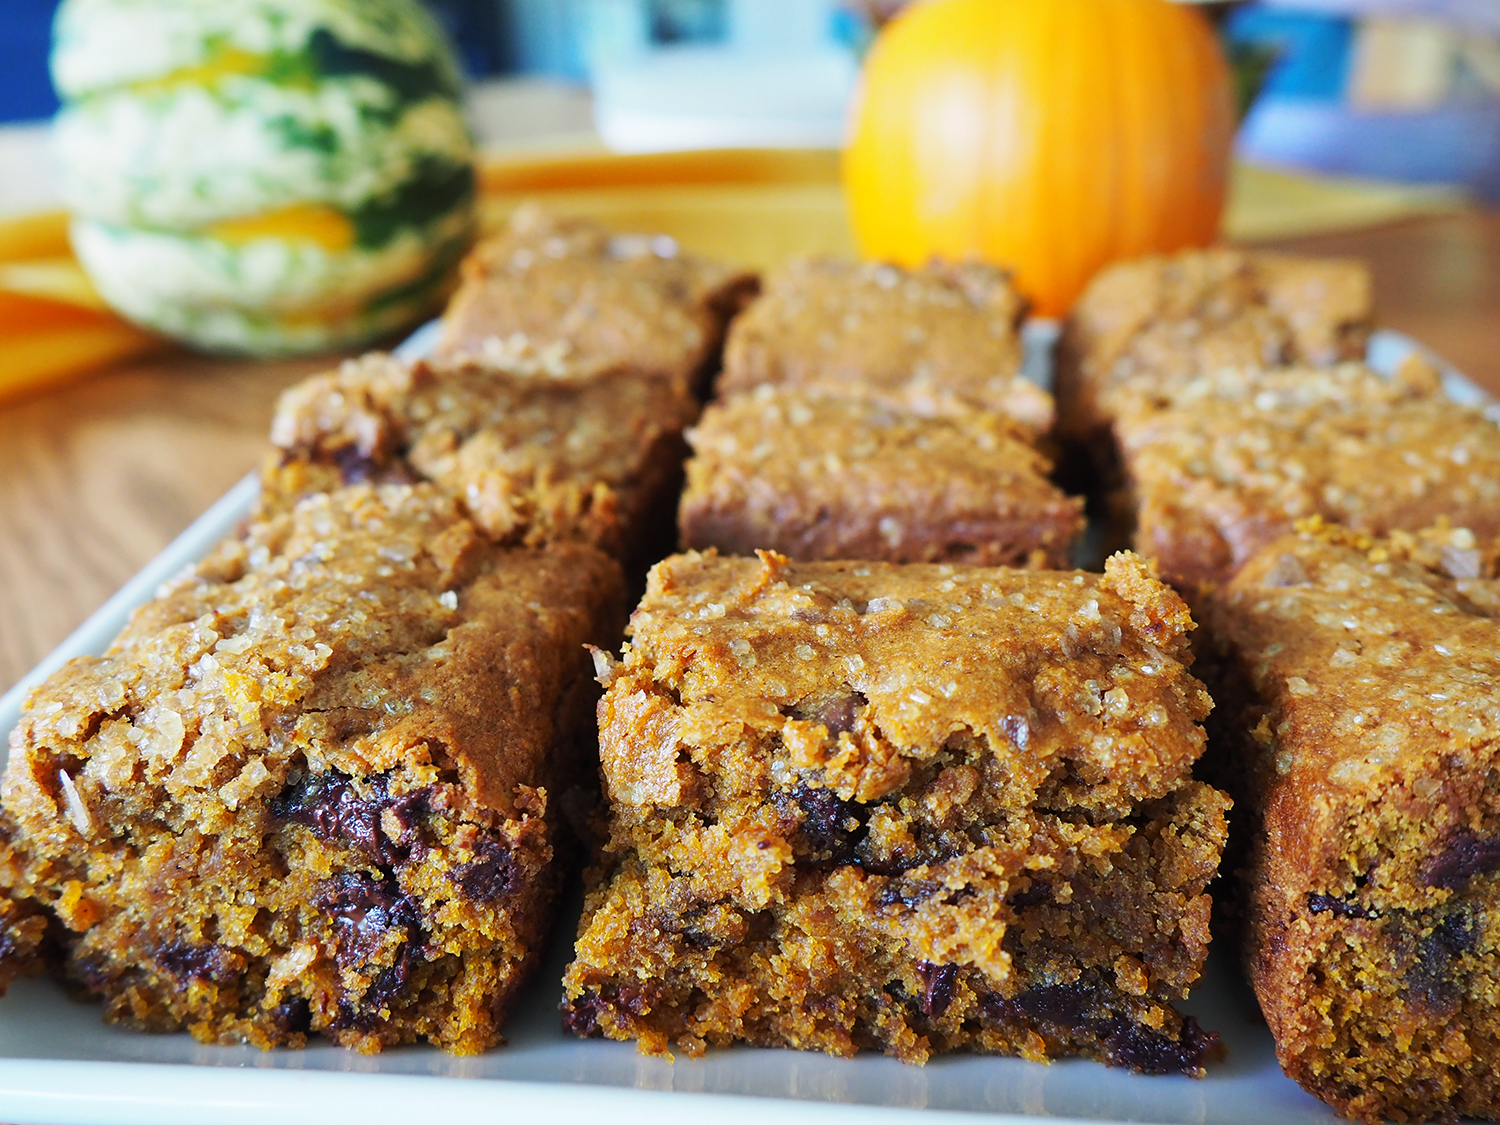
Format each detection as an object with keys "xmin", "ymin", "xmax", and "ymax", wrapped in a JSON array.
[{"xmin": 843, "ymin": 0, "xmax": 1235, "ymax": 316}]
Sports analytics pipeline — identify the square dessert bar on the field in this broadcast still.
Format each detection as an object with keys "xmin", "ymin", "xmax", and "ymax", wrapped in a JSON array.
[
  {"xmin": 0, "ymin": 484, "xmax": 625, "ymax": 1053},
  {"xmin": 563, "ymin": 551, "xmax": 1229, "ymax": 1071},
  {"xmin": 261, "ymin": 352, "xmax": 699, "ymax": 568},
  {"xmin": 1056, "ymin": 248, "xmax": 1372, "ymax": 442},
  {"xmin": 718, "ymin": 257, "xmax": 1054, "ymax": 437},
  {"xmin": 435, "ymin": 204, "xmax": 758, "ymax": 395},
  {"xmin": 1114, "ymin": 362, "xmax": 1500, "ymax": 600},
  {"xmin": 1204, "ymin": 523, "xmax": 1500, "ymax": 1123},
  {"xmin": 678, "ymin": 385, "xmax": 1084, "ymax": 566}
]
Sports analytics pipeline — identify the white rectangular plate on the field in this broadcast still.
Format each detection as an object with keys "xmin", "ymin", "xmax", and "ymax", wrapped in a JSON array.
[{"xmin": 0, "ymin": 326, "xmax": 1491, "ymax": 1125}]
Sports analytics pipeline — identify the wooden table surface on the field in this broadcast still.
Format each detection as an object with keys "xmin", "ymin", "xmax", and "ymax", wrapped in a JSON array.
[{"xmin": 2, "ymin": 209, "xmax": 1497, "ymax": 692}]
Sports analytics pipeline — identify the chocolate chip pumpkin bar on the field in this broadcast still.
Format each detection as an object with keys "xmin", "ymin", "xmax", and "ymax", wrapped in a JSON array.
[
  {"xmin": 1114, "ymin": 363, "xmax": 1500, "ymax": 602},
  {"xmin": 563, "ymin": 550, "xmax": 1229, "ymax": 1071},
  {"xmin": 718, "ymin": 258, "xmax": 1053, "ymax": 437},
  {"xmin": 678, "ymin": 385, "xmax": 1083, "ymax": 566},
  {"xmin": 1204, "ymin": 523, "xmax": 1500, "ymax": 1123},
  {"xmin": 261, "ymin": 352, "xmax": 698, "ymax": 568},
  {"xmin": 1056, "ymin": 247, "xmax": 1372, "ymax": 443},
  {"xmin": 436, "ymin": 204, "xmax": 757, "ymax": 395},
  {"xmin": 0, "ymin": 484, "xmax": 625, "ymax": 1053}
]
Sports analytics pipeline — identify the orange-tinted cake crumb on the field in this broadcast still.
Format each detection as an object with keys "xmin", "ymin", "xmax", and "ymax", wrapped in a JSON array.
[
  {"xmin": 563, "ymin": 550, "xmax": 1228, "ymax": 1071},
  {"xmin": 1205, "ymin": 523, "xmax": 1500, "ymax": 1123}
]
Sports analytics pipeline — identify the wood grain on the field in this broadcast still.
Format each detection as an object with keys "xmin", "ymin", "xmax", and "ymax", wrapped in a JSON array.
[
  {"xmin": 0, "ymin": 211, "xmax": 1496, "ymax": 691},
  {"xmin": 1247, "ymin": 211, "xmax": 1500, "ymax": 396},
  {"xmin": 0, "ymin": 351, "xmax": 337, "ymax": 689}
]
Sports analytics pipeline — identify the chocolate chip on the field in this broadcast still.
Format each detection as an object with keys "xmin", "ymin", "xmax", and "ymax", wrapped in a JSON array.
[
  {"xmin": 333, "ymin": 444, "xmax": 380, "ymax": 485},
  {"xmin": 454, "ymin": 837, "xmax": 524, "ymax": 905},
  {"xmin": 1099, "ymin": 1015, "xmax": 1219, "ymax": 1075},
  {"xmin": 916, "ymin": 961, "xmax": 959, "ymax": 1019},
  {"xmin": 984, "ymin": 981, "xmax": 1093, "ymax": 1029},
  {"xmin": 1421, "ymin": 831, "xmax": 1500, "ymax": 890},
  {"xmin": 1007, "ymin": 882, "xmax": 1054, "ymax": 910},
  {"xmin": 815, "ymin": 692, "xmax": 866, "ymax": 737},
  {"xmin": 1307, "ymin": 893, "xmax": 1378, "ymax": 919},
  {"xmin": 774, "ymin": 783, "xmax": 868, "ymax": 867},
  {"xmin": 274, "ymin": 996, "xmax": 313, "ymax": 1034},
  {"xmin": 315, "ymin": 872, "xmax": 422, "ymax": 972},
  {"xmin": 154, "ymin": 942, "xmax": 234, "ymax": 984},
  {"xmin": 561, "ymin": 992, "xmax": 607, "ymax": 1038},
  {"xmin": 559, "ymin": 983, "xmax": 659, "ymax": 1039},
  {"xmin": 1408, "ymin": 905, "xmax": 1476, "ymax": 1008},
  {"xmin": 877, "ymin": 877, "xmax": 944, "ymax": 909},
  {"xmin": 272, "ymin": 770, "xmax": 430, "ymax": 867}
]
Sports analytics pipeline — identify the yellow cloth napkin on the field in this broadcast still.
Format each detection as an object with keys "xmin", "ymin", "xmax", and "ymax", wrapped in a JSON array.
[
  {"xmin": 0, "ymin": 152, "xmax": 1468, "ymax": 404},
  {"xmin": 0, "ymin": 211, "xmax": 165, "ymax": 402}
]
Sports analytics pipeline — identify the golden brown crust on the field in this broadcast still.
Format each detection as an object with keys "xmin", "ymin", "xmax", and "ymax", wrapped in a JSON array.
[
  {"xmin": 1205, "ymin": 523, "xmax": 1500, "ymax": 1122},
  {"xmin": 610, "ymin": 550, "xmax": 1209, "ymax": 818},
  {"xmin": 564, "ymin": 551, "xmax": 1227, "ymax": 1069},
  {"xmin": 678, "ymin": 386, "xmax": 1083, "ymax": 566},
  {"xmin": 435, "ymin": 204, "xmax": 757, "ymax": 394},
  {"xmin": 1114, "ymin": 363, "xmax": 1500, "ymax": 601},
  {"xmin": 259, "ymin": 352, "xmax": 698, "ymax": 567},
  {"xmin": 1057, "ymin": 248, "xmax": 1372, "ymax": 442},
  {"xmin": 719, "ymin": 257, "xmax": 1052, "ymax": 436},
  {"xmin": 0, "ymin": 484, "xmax": 627, "ymax": 1053}
]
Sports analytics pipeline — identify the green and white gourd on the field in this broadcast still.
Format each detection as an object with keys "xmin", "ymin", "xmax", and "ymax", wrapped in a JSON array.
[{"xmin": 52, "ymin": 0, "xmax": 475, "ymax": 354}]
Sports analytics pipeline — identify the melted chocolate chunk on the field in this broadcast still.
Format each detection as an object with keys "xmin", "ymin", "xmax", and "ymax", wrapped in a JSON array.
[
  {"xmin": 272, "ymin": 770, "xmax": 430, "ymax": 867},
  {"xmin": 983, "ymin": 981, "xmax": 1217, "ymax": 1074},
  {"xmin": 774, "ymin": 783, "xmax": 869, "ymax": 867},
  {"xmin": 1421, "ymin": 831, "xmax": 1500, "ymax": 890},
  {"xmin": 561, "ymin": 992, "xmax": 607, "ymax": 1038},
  {"xmin": 154, "ymin": 942, "xmax": 234, "ymax": 984},
  {"xmin": 877, "ymin": 877, "xmax": 944, "ymax": 909},
  {"xmin": 1100, "ymin": 1015, "xmax": 1218, "ymax": 1075},
  {"xmin": 333, "ymin": 444, "xmax": 380, "ymax": 485},
  {"xmin": 315, "ymin": 871, "xmax": 422, "ymax": 971},
  {"xmin": 454, "ymin": 837, "xmax": 525, "ymax": 905},
  {"xmin": 1007, "ymin": 881, "xmax": 1054, "ymax": 910},
  {"xmin": 815, "ymin": 692, "xmax": 867, "ymax": 737},
  {"xmin": 559, "ymin": 983, "xmax": 661, "ymax": 1039},
  {"xmin": 274, "ymin": 996, "xmax": 313, "ymax": 1035},
  {"xmin": 916, "ymin": 961, "xmax": 959, "ymax": 1019},
  {"xmin": 985, "ymin": 981, "xmax": 1094, "ymax": 1028},
  {"xmin": 1307, "ymin": 893, "xmax": 1378, "ymax": 919}
]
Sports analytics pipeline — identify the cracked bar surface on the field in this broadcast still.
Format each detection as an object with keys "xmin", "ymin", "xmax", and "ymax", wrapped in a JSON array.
[
  {"xmin": 718, "ymin": 258, "xmax": 1052, "ymax": 437},
  {"xmin": 562, "ymin": 550, "xmax": 1228, "ymax": 1070},
  {"xmin": 1203, "ymin": 523, "xmax": 1500, "ymax": 1123},
  {"xmin": 0, "ymin": 484, "xmax": 624, "ymax": 1053},
  {"xmin": 435, "ymin": 204, "xmax": 757, "ymax": 395},
  {"xmin": 261, "ymin": 352, "xmax": 698, "ymax": 568},
  {"xmin": 1056, "ymin": 248, "xmax": 1371, "ymax": 444},
  {"xmin": 679, "ymin": 385, "xmax": 1083, "ymax": 566},
  {"xmin": 1114, "ymin": 363, "xmax": 1500, "ymax": 602}
]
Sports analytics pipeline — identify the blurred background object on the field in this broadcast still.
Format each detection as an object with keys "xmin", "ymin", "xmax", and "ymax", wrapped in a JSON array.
[
  {"xmin": 48, "ymin": 0, "xmax": 476, "ymax": 356},
  {"xmin": 843, "ymin": 0, "xmax": 1236, "ymax": 316},
  {"xmin": 0, "ymin": 0, "xmax": 1486, "ymax": 399},
  {"xmin": 1229, "ymin": 0, "xmax": 1500, "ymax": 196}
]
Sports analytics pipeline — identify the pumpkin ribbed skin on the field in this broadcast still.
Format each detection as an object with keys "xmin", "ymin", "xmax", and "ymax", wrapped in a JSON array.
[{"xmin": 843, "ymin": 0, "xmax": 1234, "ymax": 317}]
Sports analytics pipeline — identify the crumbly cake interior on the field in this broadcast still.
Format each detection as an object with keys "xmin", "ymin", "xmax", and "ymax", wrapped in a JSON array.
[
  {"xmin": 261, "ymin": 351, "xmax": 698, "ymax": 565},
  {"xmin": 1204, "ymin": 523, "xmax": 1500, "ymax": 1122},
  {"xmin": 719, "ymin": 257, "xmax": 1052, "ymax": 436},
  {"xmin": 678, "ymin": 384, "xmax": 1083, "ymax": 567},
  {"xmin": 0, "ymin": 485, "xmax": 624, "ymax": 1053},
  {"xmin": 563, "ymin": 550, "xmax": 1229, "ymax": 1071}
]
